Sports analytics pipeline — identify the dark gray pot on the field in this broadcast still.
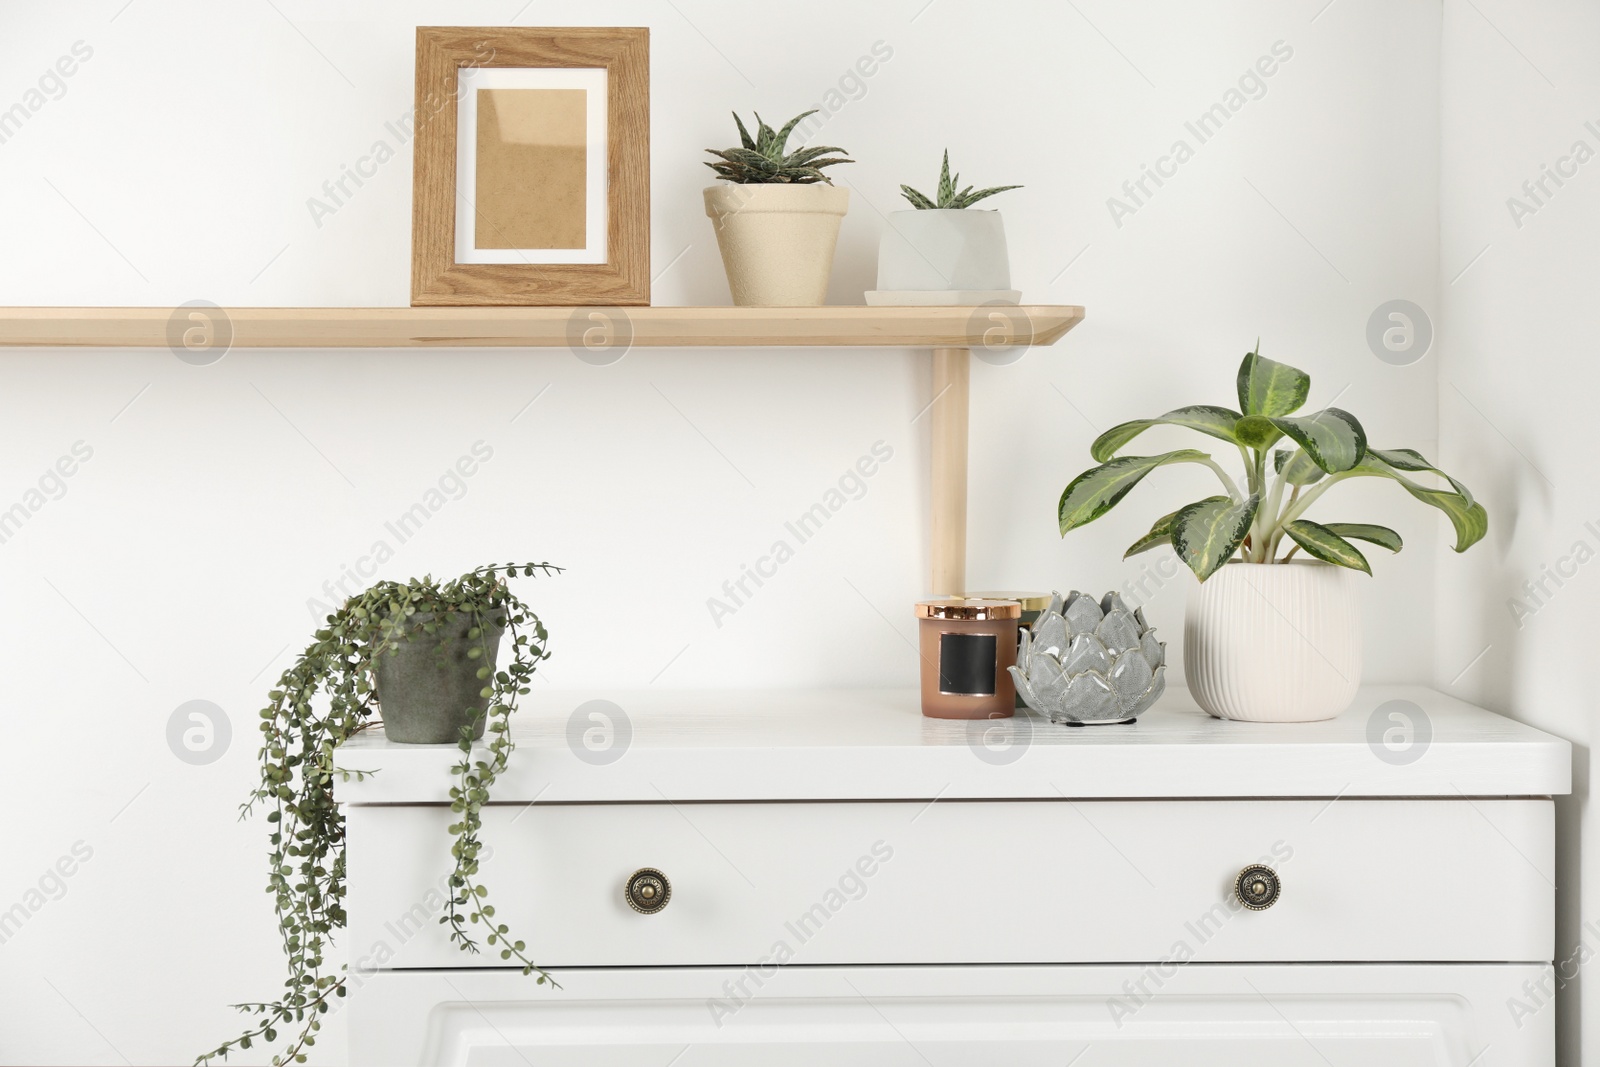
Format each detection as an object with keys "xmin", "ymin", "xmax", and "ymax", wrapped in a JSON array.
[{"xmin": 374, "ymin": 611, "xmax": 505, "ymax": 744}]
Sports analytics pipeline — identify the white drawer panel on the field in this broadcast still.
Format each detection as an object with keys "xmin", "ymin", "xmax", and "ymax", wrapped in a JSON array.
[
  {"xmin": 350, "ymin": 964, "xmax": 1552, "ymax": 1067},
  {"xmin": 346, "ymin": 798, "xmax": 1552, "ymax": 969}
]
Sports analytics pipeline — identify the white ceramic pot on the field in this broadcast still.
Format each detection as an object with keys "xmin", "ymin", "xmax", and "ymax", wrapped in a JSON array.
[
  {"xmin": 1184, "ymin": 561, "xmax": 1362, "ymax": 722},
  {"xmin": 875, "ymin": 209, "xmax": 1011, "ymax": 292},
  {"xmin": 703, "ymin": 184, "xmax": 849, "ymax": 306}
]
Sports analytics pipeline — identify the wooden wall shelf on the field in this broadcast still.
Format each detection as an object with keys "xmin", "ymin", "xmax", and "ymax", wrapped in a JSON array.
[
  {"xmin": 0, "ymin": 303, "xmax": 1084, "ymax": 596},
  {"xmin": 0, "ymin": 305, "xmax": 1083, "ymax": 349}
]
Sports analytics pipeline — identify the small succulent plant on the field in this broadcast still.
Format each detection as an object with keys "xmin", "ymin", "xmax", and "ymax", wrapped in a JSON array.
[
  {"xmin": 900, "ymin": 150, "xmax": 1022, "ymax": 209},
  {"xmin": 1009, "ymin": 591, "xmax": 1166, "ymax": 724},
  {"xmin": 704, "ymin": 110, "xmax": 853, "ymax": 184}
]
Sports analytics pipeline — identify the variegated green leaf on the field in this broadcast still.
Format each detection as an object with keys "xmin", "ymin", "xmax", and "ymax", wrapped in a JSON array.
[
  {"xmin": 1236, "ymin": 347, "xmax": 1310, "ymax": 418},
  {"xmin": 1058, "ymin": 450, "xmax": 1210, "ymax": 535},
  {"xmin": 1322, "ymin": 523, "xmax": 1403, "ymax": 553},
  {"xmin": 1272, "ymin": 408, "xmax": 1366, "ymax": 473},
  {"xmin": 1234, "ymin": 415, "xmax": 1285, "ymax": 451},
  {"xmin": 899, "ymin": 185, "xmax": 937, "ymax": 210},
  {"xmin": 1173, "ymin": 494, "xmax": 1259, "ymax": 580},
  {"xmin": 1352, "ymin": 454, "xmax": 1487, "ymax": 552},
  {"xmin": 1239, "ymin": 409, "xmax": 1366, "ymax": 473},
  {"xmin": 1284, "ymin": 520, "xmax": 1372, "ymax": 574},
  {"xmin": 1123, "ymin": 508, "xmax": 1182, "ymax": 559},
  {"xmin": 1367, "ymin": 447, "xmax": 1477, "ymax": 505},
  {"xmin": 1274, "ymin": 447, "xmax": 1326, "ymax": 486},
  {"xmin": 1407, "ymin": 488, "xmax": 1487, "ymax": 551},
  {"xmin": 1091, "ymin": 405, "xmax": 1245, "ymax": 462}
]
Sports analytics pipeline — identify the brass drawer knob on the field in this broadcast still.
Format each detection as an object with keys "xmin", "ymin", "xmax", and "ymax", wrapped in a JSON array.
[
  {"xmin": 625, "ymin": 868, "xmax": 671, "ymax": 914},
  {"xmin": 1235, "ymin": 864, "xmax": 1281, "ymax": 910}
]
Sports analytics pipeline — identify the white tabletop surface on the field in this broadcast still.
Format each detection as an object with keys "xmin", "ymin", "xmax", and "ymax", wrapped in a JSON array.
[{"xmin": 332, "ymin": 684, "xmax": 1571, "ymax": 803}]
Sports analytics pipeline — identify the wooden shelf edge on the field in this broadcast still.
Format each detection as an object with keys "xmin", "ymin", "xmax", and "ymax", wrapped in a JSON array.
[{"xmin": 0, "ymin": 305, "xmax": 1084, "ymax": 349}]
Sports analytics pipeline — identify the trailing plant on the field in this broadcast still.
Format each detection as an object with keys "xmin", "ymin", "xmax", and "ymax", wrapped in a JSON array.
[
  {"xmin": 899, "ymin": 149, "xmax": 1021, "ymax": 209},
  {"xmin": 1057, "ymin": 345, "xmax": 1488, "ymax": 579},
  {"xmin": 704, "ymin": 110, "xmax": 853, "ymax": 184},
  {"xmin": 197, "ymin": 562, "xmax": 560, "ymax": 1066}
]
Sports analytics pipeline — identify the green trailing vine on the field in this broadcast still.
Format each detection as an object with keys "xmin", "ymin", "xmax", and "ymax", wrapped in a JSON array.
[{"xmin": 198, "ymin": 562, "xmax": 560, "ymax": 1066}]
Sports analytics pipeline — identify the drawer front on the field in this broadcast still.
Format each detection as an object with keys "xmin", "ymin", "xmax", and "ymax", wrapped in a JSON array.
[
  {"xmin": 346, "ymin": 798, "xmax": 1552, "ymax": 969},
  {"xmin": 350, "ymin": 964, "xmax": 1552, "ymax": 1067}
]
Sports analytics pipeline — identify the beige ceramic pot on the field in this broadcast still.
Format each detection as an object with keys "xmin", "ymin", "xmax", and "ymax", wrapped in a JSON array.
[{"xmin": 703, "ymin": 184, "xmax": 849, "ymax": 306}]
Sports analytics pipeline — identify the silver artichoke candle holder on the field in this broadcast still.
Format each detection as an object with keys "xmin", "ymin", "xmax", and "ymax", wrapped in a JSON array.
[{"xmin": 1008, "ymin": 591, "xmax": 1166, "ymax": 725}]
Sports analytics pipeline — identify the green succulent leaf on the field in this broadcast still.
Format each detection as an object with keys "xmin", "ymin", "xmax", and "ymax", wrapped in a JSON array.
[
  {"xmin": 953, "ymin": 184, "xmax": 1023, "ymax": 208},
  {"xmin": 1236, "ymin": 346, "xmax": 1311, "ymax": 418},
  {"xmin": 732, "ymin": 111, "xmax": 756, "ymax": 151},
  {"xmin": 753, "ymin": 113, "xmax": 777, "ymax": 152},
  {"xmin": 785, "ymin": 144, "xmax": 849, "ymax": 167},
  {"xmin": 903, "ymin": 149, "xmax": 1021, "ymax": 209},
  {"xmin": 937, "ymin": 149, "xmax": 955, "ymax": 204},
  {"xmin": 1092, "ymin": 405, "xmax": 1244, "ymax": 462},
  {"xmin": 709, "ymin": 111, "xmax": 851, "ymax": 184},
  {"xmin": 1058, "ymin": 449, "xmax": 1211, "ymax": 535},
  {"xmin": 1284, "ymin": 520, "xmax": 1372, "ymax": 574},
  {"xmin": 706, "ymin": 147, "xmax": 779, "ymax": 172},
  {"xmin": 1124, "ymin": 508, "xmax": 1181, "ymax": 558},
  {"xmin": 1274, "ymin": 447, "xmax": 1327, "ymax": 486},
  {"xmin": 1173, "ymin": 493, "xmax": 1260, "ymax": 581},
  {"xmin": 1321, "ymin": 523, "xmax": 1403, "ymax": 553},
  {"xmin": 785, "ymin": 167, "xmax": 834, "ymax": 184},
  {"xmin": 773, "ymin": 110, "xmax": 818, "ymax": 152},
  {"xmin": 1353, "ymin": 452, "xmax": 1487, "ymax": 552}
]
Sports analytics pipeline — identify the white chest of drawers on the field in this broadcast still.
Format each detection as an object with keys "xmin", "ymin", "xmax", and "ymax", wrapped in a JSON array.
[{"xmin": 336, "ymin": 685, "xmax": 1570, "ymax": 1066}]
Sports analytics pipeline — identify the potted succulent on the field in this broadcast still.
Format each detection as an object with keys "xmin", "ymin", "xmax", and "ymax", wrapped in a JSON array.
[
  {"xmin": 1056, "ymin": 346, "xmax": 1487, "ymax": 722},
  {"xmin": 869, "ymin": 150, "xmax": 1022, "ymax": 305},
  {"xmin": 198, "ymin": 563, "xmax": 559, "ymax": 1065},
  {"xmin": 703, "ymin": 110, "xmax": 853, "ymax": 306}
]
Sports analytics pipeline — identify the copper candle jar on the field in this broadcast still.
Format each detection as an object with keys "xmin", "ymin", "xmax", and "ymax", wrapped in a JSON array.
[
  {"xmin": 968, "ymin": 591, "xmax": 1052, "ymax": 708},
  {"xmin": 915, "ymin": 599, "xmax": 1021, "ymax": 719}
]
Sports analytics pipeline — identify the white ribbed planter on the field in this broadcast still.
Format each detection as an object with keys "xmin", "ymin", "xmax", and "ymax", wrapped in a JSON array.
[
  {"xmin": 1184, "ymin": 561, "xmax": 1362, "ymax": 722},
  {"xmin": 703, "ymin": 184, "xmax": 849, "ymax": 306},
  {"xmin": 876, "ymin": 209, "xmax": 1012, "ymax": 291}
]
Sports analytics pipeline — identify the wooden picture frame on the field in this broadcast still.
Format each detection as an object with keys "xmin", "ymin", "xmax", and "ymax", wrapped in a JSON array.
[{"xmin": 411, "ymin": 26, "xmax": 649, "ymax": 306}]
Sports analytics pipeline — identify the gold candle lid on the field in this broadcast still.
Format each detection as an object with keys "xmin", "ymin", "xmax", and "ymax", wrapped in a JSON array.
[
  {"xmin": 966, "ymin": 591, "xmax": 1052, "ymax": 612},
  {"xmin": 915, "ymin": 598, "xmax": 1022, "ymax": 621}
]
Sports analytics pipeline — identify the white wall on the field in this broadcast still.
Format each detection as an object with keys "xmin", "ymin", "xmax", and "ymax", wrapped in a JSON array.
[
  {"xmin": 0, "ymin": 2, "xmax": 1448, "ymax": 1063},
  {"xmin": 1438, "ymin": 1, "xmax": 1598, "ymax": 1062}
]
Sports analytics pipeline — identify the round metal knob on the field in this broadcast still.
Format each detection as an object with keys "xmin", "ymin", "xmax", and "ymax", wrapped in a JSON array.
[
  {"xmin": 1235, "ymin": 864, "xmax": 1281, "ymax": 910},
  {"xmin": 625, "ymin": 868, "xmax": 671, "ymax": 914}
]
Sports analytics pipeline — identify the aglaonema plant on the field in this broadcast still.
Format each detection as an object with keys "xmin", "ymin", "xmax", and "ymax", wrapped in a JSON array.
[{"xmin": 1057, "ymin": 345, "xmax": 1488, "ymax": 579}]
